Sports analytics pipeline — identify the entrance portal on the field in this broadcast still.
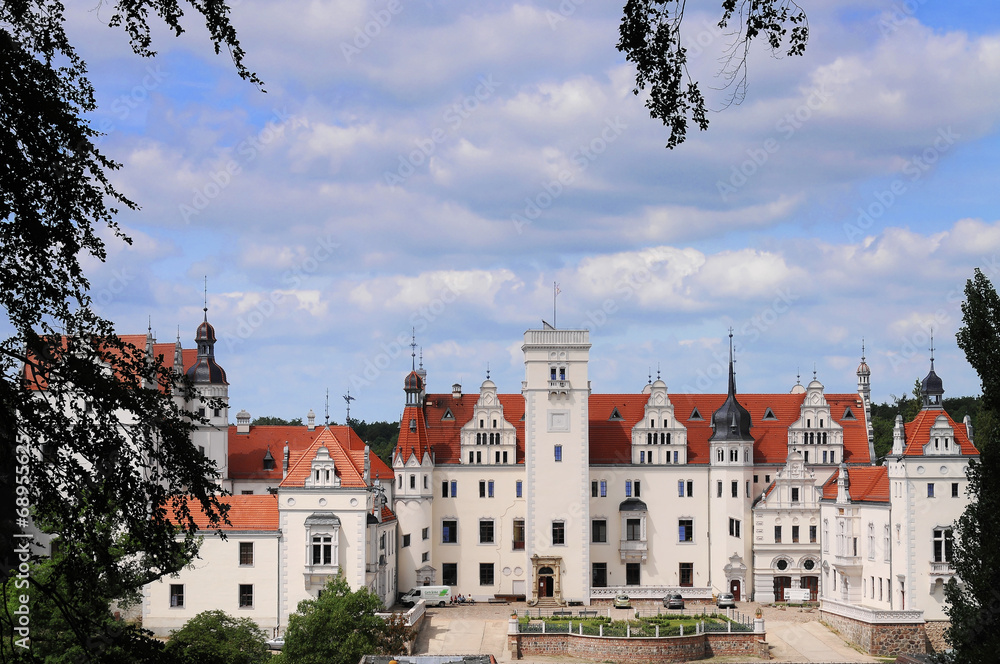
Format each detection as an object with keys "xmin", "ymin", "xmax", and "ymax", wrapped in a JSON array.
[
  {"xmin": 730, "ymin": 579, "xmax": 741, "ymax": 601},
  {"xmin": 529, "ymin": 555, "xmax": 564, "ymax": 606},
  {"xmin": 774, "ymin": 576, "xmax": 792, "ymax": 602},
  {"xmin": 538, "ymin": 567, "xmax": 554, "ymax": 597}
]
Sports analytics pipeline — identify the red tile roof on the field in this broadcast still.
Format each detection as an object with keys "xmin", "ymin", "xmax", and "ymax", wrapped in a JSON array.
[
  {"xmin": 821, "ymin": 466, "xmax": 889, "ymax": 502},
  {"xmin": 173, "ymin": 494, "xmax": 279, "ymax": 531},
  {"xmin": 279, "ymin": 426, "xmax": 393, "ymax": 488},
  {"xmin": 229, "ymin": 425, "xmax": 393, "ymax": 485},
  {"xmin": 403, "ymin": 391, "xmax": 871, "ymax": 466},
  {"xmin": 380, "ymin": 505, "xmax": 397, "ymax": 522},
  {"xmin": 902, "ymin": 408, "xmax": 978, "ymax": 456}
]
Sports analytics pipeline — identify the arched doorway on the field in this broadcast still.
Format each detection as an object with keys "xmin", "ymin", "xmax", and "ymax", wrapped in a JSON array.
[
  {"xmin": 538, "ymin": 566, "xmax": 554, "ymax": 597},
  {"xmin": 730, "ymin": 579, "xmax": 741, "ymax": 601},
  {"xmin": 774, "ymin": 576, "xmax": 792, "ymax": 602}
]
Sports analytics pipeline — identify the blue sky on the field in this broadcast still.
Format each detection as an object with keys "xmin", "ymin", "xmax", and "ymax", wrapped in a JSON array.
[{"xmin": 65, "ymin": 0, "xmax": 1000, "ymax": 424}]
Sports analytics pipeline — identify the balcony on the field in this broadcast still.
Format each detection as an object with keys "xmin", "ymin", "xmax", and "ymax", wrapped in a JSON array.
[
  {"xmin": 619, "ymin": 539, "xmax": 648, "ymax": 564},
  {"xmin": 548, "ymin": 379, "xmax": 571, "ymax": 398}
]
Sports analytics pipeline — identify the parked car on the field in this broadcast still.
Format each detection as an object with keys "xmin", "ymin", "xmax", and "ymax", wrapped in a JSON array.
[
  {"xmin": 663, "ymin": 593, "xmax": 684, "ymax": 609},
  {"xmin": 716, "ymin": 592, "xmax": 736, "ymax": 609},
  {"xmin": 613, "ymin": 593, "xmax": 631, "ymax": 609},
  {"xmin": 265, "ymin": 637, "xmax": 284, "ymax": 651}
]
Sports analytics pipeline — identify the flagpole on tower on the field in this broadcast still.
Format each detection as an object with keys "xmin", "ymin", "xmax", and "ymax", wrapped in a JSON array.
[{"xmin": 553, "ymin": 282, "xmax": 561, "ymax": 328}]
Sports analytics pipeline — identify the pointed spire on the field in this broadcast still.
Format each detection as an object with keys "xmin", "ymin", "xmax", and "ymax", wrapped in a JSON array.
[
  {"xmin": 410, "ymin": 327, "xmax": 417, "ymax": 371},
  {"xmin": 648, "ymin": 367, "xmax": 652, "ymax": 385},
  {"xmin": 343, "ymin": 389, "xmax": 355, "ymax": 422},
  {"xmin": 861, "ymin": 338, "xmax": 866, "ymax": 362},
  {"xmin": 727, "ymin": 328, "xmax": 736, "ymax": 397},
  {"xmin": 656, "ymin": 363, "xmax": 661, "ymax": 381},
  {"xmin": 486, "ymin": 362, "xmax": 491, "ymax": 381},
  {"xmin": 929, "ymin": 328, "xmax": 935, "ymax": 371},
  {"xmin": 173, "ymin": 325, "xmax": 184, "ymax": 372},
  {"xmin": 325, "ymin": 388, "xmax": 330, "ymax": 427}
]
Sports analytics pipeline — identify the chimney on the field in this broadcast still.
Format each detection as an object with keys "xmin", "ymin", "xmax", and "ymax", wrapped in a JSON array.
[
  {"xmin": 236, "ymin": 409, "xmax": 251, "ymax": 434},
  {"xmin": 282, "ymin": 442, "xmax": 290, "ymax": 478},
  {"xmin": 836, "ymin": 463, "xmax": 851, "ymax": 504},
  {"xmin": 452, "ymin": 383, "xmax": 462, "ymax": 398},
  {"xmin": 307, "ymin": 409, "xmax": 316, "ymax": 431}
]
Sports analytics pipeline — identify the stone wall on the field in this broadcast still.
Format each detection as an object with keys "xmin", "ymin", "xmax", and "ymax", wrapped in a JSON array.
[
  {"xmin": 925, "ymin": 621, "xmax": 951, "ymax": 653},
  {"xmin": 820, "ymin": 610, "xmax": 928, "ymax": 657},
  {"xmin": 507, "ymin": 631, "xmax": 765, "ymax": 662}
]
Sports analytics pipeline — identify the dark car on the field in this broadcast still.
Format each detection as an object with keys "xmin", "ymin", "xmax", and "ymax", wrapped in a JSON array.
[
  {"xmin": 663, "ymin": 593, "xmax": 684, "ymax": 609},
  {"xmin": 716, "ymin": 592, "xmax": 736, "ymax": 608}
]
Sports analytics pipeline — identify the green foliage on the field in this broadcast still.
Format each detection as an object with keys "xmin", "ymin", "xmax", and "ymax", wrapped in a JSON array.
[
  {"xmin": 1, "ymin": 1, "xmax": 258, "ymax": 661},
  {"xmin": 251, "ymin": 415, "xmax": 304, "ymax": 426},
  {"xmin": 164, "ymin": 610, "xmax": 270, "ymax": 664},
  {"xmin": 617, "ymin": 1, "xmax": 808, "ymax": 148},
  {"xmin": 282, "ymin": 576, "xmax": 411, "ymax": 664},
  {"xmin": 944, "ymin": 268, "xmax": 1000, "ymax": 662}
]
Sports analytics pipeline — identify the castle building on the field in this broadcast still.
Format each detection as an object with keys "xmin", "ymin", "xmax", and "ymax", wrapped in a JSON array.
[
  {"xmin": 136, "ymin": 312, "xmax": 397, "ymax": 637},
  {"xmin": 392, "ymin": 326, "xmax": 880, "ymax": 606}
]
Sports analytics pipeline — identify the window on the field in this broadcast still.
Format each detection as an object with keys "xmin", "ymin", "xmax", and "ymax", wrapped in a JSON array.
[
  {"xmin": 451, "ymin": 480, "xmax": 457, "ymax": 497},
  {"xmin": 717, "ymin": 481, "xmax": 722, "ymax": 498},
  {"xmin": 554, "ymin": 445, "xmax": 562, "ymax": 462},
  {"xmin": 933, "ymin": 528, "xmax": 954, "ymax": 563},
  {"xmin": 442, "ymin": 481, "xmax": 448, "ymax": 498},
  {"xmin": 626, "ymin": 562, "xmax": 640, "ymax": 585},
  {"xmin": 241, "ymin": 490, "xmax": 254, "ymax": 495},
  {"xmin": 480, "ymin": 562, "xmax": 495, "ymax": 585},
  {"xmin": 792, "ymin": 526, "xmax": 800, "ymax": 543},
  {"xmin": 731, "ymin": 481, "xmax": 738, "ymax": 498},
  {"xmin": 686, "ymin": 481, "xmax": 693, "ymax": 497},
  {"xmin": 679, "ymin": 563, "xmax": 693, "ymax": 587},
  {"xmin": 239, "ymin": 584, "xmax": 253, "ymax": 608},
  {"xmin": 402, "ymin": 534, "xmax": 411, "ymax": 548},
  {"xmin": 928, "ymin": 483, "xmax": 935, "ymax": 498},
  {"xmin": 421, "ymin": 527, "xmax": 429, "ymax": 540},
  {"xmin": 421, "ymin": 551, "xmax": 429, "ymax": 562},
  {"xmin": 442, "ymin": 563, "xmax": 458, "ymax": 585},
  {"xmin": 169, "ymin": 584, "xmax": 184, "ymax": 608},
  {"xmin": 626, "ymin": 518, "xmax": 641, "ymax": 541},
  {"xmin": 791, "ymin": 488, "xmax": 800, "ymax": 502},
  {"xmin": 635, "ymin": 481, "xmax": 641, "ymax": 497},
  {"xmin": 410, "ymin": 475, "xmax": 415, "ymax": 489},
  {"xmin": 678, "ymin": 519, "xmax": 693, "ymax": 542},
  {"xmin": 552, "ymin": 521, "xmax": 565, "ymax": 545},
  {"xmin": 774, "ymin": 526, "xmax": 782, "ymax": 543},
  {"xmin": 868, "ymin": 523, "xmax": 876, "ymax": 559},
  {"xmin": 480, "ymin": 481, "xmax": 486, "ymax": 497},
  {"xmin": 442, "ymin": 520, "xmax": 457, "ymax": 544},
  {"xmin": 729, "ymin": 518, "xmax": 741, "ymax": 538},
  {"xmin": 513, "ymin": 519, "xmax": 525, "ymax": 550},
  {"xmin": 479, "ymin": 520, "xmax": 495, "ymax": 544},
  {"xmin": 312, "ymin": 535, "xmax": 333, "ymax": 565},
  {"xmin": 765, "ymin": 474, "xmax": 770, "ymax": 483},
  {"xmin": 952, "ymin": 482, "xmax": 959, "ymax": 498},
  {"xmin": 592, "ymin": 562, "xmax": 608, "ymax": 587},
  {"xmin": 488, "ymin": 480, "xmax": 494, "ymax": 497},
  {"xmin": 592, "ymin": 481, "xmax": 598, "ymax": 497},
  {"xmin": 625, "ymin": 480, "xmax": 632, "ymax": 497},
  {"xmin": 809, "ymin": 525, "xmax": 817, "ymax": 543},
  {"xmin": 600, "ymin": 480, "xmax": 607, "ymax": 497},
  {"xmin": 239, "ymin": 542, "xmax": 253, "ymax": 566},
  {"xmin": 592, "ymin": 519, "xmax": 607, "ymax": 543},
  {"xmin": 754, "ymin": 474, "xmax": 759, "ymax": 483},
  {"xmin": 678, "ymin": 480, "xmax": 685, "ymax": 497},
  {"xmin": 516, "ymin": 480, "xmax": 523, "ymax": 498}
]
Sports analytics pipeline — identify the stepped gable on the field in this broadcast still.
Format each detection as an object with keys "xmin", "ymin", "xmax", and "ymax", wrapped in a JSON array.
[
  {"xmin": 171, "ymin": 494, "xmax": 279, "ymax": 531},
  {"xmin": 402, "ymin": 393, "xmax": 526, "ymax": 464},
  {"xmin": 903, "ymin": 408, "xmax": 978, "ymax": 456},
  {"xmin": 821, "ymin": 466, "xmax": 889, "ymax": 502}
]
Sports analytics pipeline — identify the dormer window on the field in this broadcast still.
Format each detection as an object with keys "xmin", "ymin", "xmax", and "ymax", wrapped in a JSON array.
[
  {"xmin": 690, "ymin": 407, "xmax": 702, "ymax": 421},
  {"xmin": 842, "ymin": 407, "xmax": 855, "ymax": 420},
  {"xmin": 609, "ymin": 407, "xmax": 623, "ymax": 421},
  {"xmin": 442, "ymin": 409, "xmax": 454, "ymax": 421},
  {"xmin": 762, "ymin": 407, "xmax": 777, "ymax": 421},
  {"xmin": 409, "ymin": 419, "xmax": 416, "ymax": 432}
]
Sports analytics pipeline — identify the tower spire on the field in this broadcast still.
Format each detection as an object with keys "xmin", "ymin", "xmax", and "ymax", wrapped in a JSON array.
[
  {"xmin": 727, "ymin": 327, "xmax": 736, "ymax": 396},
  {"xmin": 343, "ymin": 389, "xmax": 355, "ymax": 422},
  {"xmin": 929, "ymin": 327, "xmax": 935, "ymax": 370},
  {"xmin": 203, "ymin": 275, "xmax": 208, "ymax": 321},
  {"xmin": 325, "ymin": 388, "xmax": 330, "ymax": 427},
  {"xmin": 410, "ymin": 327, "xmax": 417, "ymax": 371}
]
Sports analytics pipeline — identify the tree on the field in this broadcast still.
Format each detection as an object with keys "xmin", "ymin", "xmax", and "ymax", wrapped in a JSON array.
[
  {"xmin": 1, "ymin": 1, "xmax": 258, "ymax": 661},
  {"xmin": 251, "ymin": 416, "xmax": 304, "ymax": 426},
  {"xmin": 945, "ymin": 268, "xmax": 1000, "ymax": 662},
  {"xmin": 282, "ymin": 576, "xmax": 411, "ymax": 664},
  {"xmin": 164, "ymin": 610, "xmax": 270, "ymax": 664},
  {"xmin": 617, "ymin": 0, "xmax": 809, "ymax": 148}
]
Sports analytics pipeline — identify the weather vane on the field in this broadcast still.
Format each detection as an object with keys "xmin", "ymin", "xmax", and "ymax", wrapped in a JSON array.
[{"xmin": 343, "ymin": 389, "xmax": 355, "ymax": 422}]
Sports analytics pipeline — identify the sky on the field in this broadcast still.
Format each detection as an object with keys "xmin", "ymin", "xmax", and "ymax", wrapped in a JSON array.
[{"xmin": 60, "ymin": 0, "xmax": 1000, "ymax": 425}]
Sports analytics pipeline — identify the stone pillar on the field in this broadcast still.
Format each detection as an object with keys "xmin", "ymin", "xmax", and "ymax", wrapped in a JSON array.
[{"xmin": 754, "ymin": 618, "xmax": 766, "ymax": 634}]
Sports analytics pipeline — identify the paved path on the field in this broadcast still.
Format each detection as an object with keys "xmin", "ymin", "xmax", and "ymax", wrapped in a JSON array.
[{"xmin": 410, "ymin": 603, "xmax": 882, "ymax": 663}]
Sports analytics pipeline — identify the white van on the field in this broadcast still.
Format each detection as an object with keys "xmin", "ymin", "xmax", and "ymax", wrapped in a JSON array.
[{"xmin": 400, "ymin": 585, "xmax": 451, "ymax": 607}]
